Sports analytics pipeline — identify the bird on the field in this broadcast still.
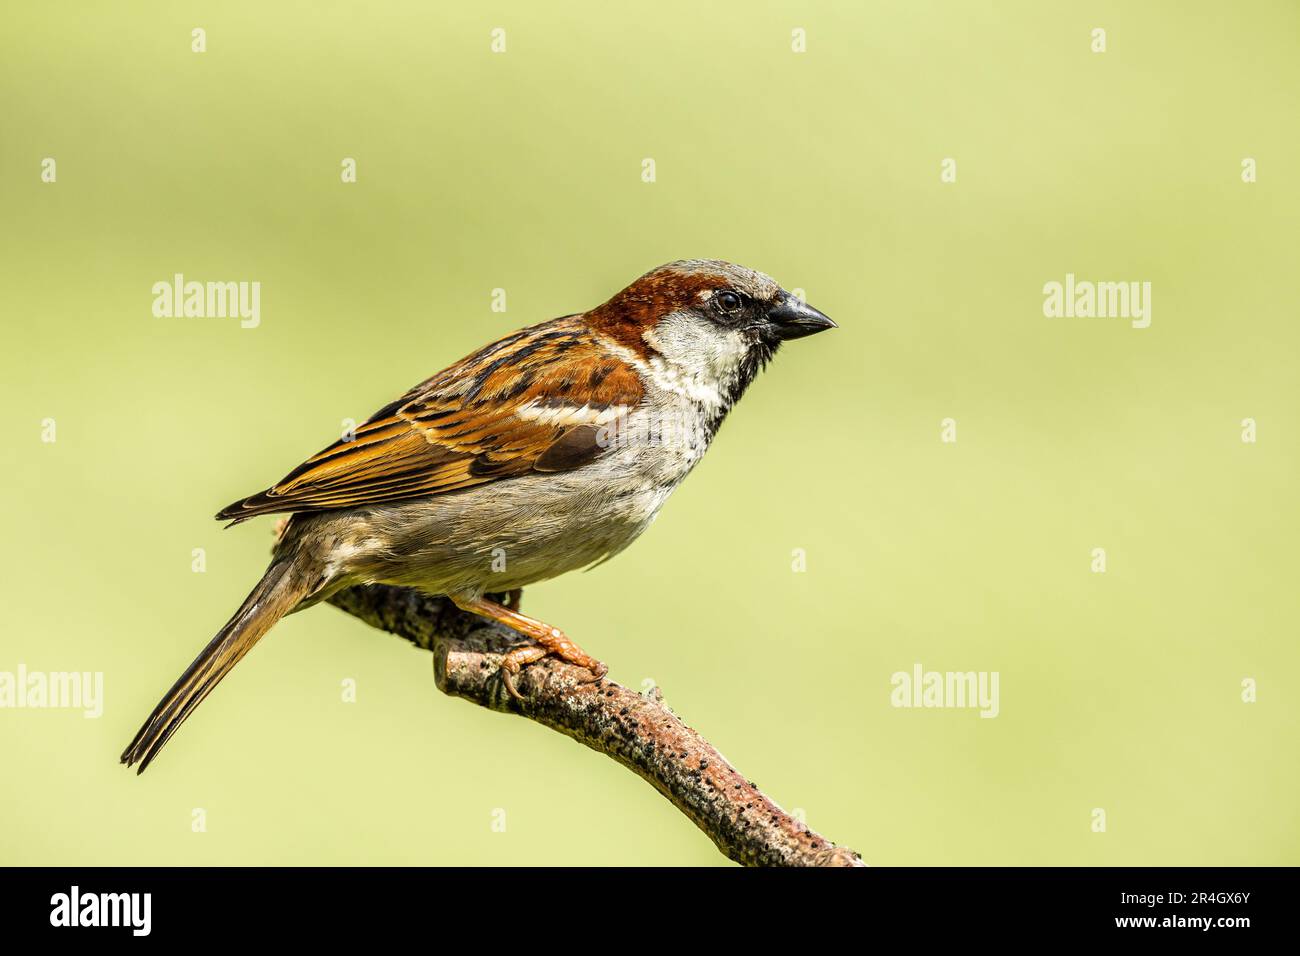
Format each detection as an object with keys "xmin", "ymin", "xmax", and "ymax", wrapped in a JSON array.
[{"xmin": 121, "ymin": 259, "xmax": 836, "ymax": 773}]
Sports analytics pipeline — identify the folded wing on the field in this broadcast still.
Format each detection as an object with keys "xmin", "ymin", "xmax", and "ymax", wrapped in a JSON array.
[{"xmin": 216, "ymin": 318, "xmax": 642, "ymax": 522}]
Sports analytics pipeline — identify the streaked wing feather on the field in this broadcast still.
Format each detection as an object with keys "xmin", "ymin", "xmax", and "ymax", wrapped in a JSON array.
[{"xmin": 216, "ymin": 317, "xmax": 641, "ymax": 522}]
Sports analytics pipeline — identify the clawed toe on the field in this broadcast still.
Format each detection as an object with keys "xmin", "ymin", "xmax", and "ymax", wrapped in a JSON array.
[
  {"xmin": 497, "ymin": 650, "xmax": 607, "ymax": 699},
  {"xmin": 448, "ymin": 592, "xmax": 606, "ymax": 702},
  {"xmin": 499, "ymin": 664, "xmax": 524, "ymax": 702}
]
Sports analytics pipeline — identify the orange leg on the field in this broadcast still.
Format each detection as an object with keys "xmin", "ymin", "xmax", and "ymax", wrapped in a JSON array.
[{"xmin": 449, "ymin": 593, "xmax": 607, "ymax": 700}]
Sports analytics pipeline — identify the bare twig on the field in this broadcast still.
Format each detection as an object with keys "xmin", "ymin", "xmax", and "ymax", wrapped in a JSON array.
[{"xmin": 327, "ymin": 584, "xmax": 864, "ymax": 867}]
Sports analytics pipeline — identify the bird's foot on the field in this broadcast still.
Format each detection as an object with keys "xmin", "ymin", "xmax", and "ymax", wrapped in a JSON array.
[{"xmin": 449, "ymin": 592, "xmax": 607, "ymax": 701}]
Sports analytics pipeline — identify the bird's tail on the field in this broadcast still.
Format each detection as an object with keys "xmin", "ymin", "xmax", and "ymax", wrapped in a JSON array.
[{"xmin": 121, "ymin": 558, "xmax": 315, "ymax": 774}]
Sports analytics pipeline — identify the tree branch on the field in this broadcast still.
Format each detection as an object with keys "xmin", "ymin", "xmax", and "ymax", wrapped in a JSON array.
[{"xmin": 327, "ymin": 584, "xmax": 864, "ymax": 867}]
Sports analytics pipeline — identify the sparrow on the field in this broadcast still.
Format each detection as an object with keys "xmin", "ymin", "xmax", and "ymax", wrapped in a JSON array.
[{"xmin": 121, "ymin": 259, "xmax": 836, "ymax": 773}]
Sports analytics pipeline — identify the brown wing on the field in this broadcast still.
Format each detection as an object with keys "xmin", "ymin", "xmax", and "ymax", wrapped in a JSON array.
[{"xmin": 216, "ymin": 317, "xmax": 643, "ymax": 523}]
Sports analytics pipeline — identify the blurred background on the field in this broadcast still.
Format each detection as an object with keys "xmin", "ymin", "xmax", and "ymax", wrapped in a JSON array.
[{"xmin": 1, "ymin": 0, "xmax": 1297, "ymax": 865}]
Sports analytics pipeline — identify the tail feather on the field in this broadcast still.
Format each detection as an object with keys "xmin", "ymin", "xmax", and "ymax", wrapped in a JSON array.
[{"xmin": 121, "ymin": 560, "xmax": 311, "ymax": 774}]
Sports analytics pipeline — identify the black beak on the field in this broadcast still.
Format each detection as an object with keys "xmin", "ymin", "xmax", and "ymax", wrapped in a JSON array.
[{"xmin": 767, "ymin": 292, "xmax": 837, "ymax": 340}]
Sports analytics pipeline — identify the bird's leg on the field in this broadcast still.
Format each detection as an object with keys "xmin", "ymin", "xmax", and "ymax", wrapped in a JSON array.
[{"xmin": 448, "ymin": 594, "xmax": 607, "ymax": 701}]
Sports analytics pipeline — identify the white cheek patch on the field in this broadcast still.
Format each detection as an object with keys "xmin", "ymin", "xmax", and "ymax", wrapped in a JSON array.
[
  {"xmin": 707, "ymin": 327, "xmax": 752, "ymax": 371},
  {"xmin": 640, "ymin": 313, "xmax": 749, "ymax": 405}
]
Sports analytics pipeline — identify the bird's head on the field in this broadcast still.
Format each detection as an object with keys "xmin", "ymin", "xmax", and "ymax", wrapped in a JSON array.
[{"xmin": 588, "ymin": 259, "xmax": 836, "ymax": 406}]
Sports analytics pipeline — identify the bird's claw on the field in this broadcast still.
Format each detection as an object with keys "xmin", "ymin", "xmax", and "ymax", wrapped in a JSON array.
[
  {"xmin": 500, "ymin": 663, "xmax": 524, "ymax": 702},
  {"xmin": 497, "ymin": 647, "xmax": 607, "ymax": 701}
]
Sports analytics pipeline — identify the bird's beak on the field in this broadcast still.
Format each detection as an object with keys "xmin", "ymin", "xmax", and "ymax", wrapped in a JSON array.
[{"xmin": 767, "ymin": 292, "xmax": 837, "ymax": 340}]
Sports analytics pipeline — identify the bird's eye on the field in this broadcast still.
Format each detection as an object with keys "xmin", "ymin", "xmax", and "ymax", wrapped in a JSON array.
[{"xmin": 715, "ymin": 291, "xmax": 742, "ymax": 314}]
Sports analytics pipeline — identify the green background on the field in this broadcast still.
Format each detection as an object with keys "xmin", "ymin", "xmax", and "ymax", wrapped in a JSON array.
[{"xmin": 2, "ymin": 1, "xmax": 1297, "ymax": 866}]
